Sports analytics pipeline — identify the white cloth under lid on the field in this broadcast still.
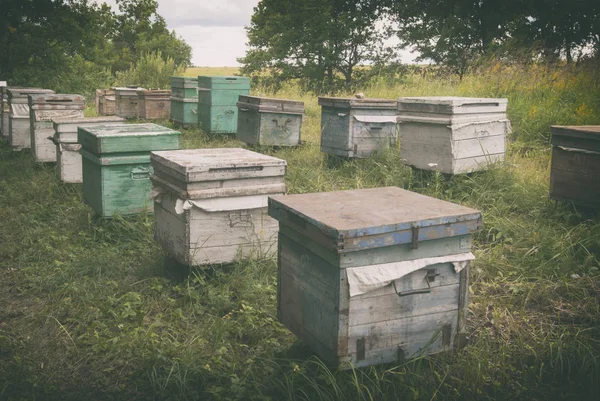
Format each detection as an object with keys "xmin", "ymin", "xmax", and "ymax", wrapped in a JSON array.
[
  {"xmin": 346, "ymin": 252, "xmax": 475, "ymax": 298},
  {"xmin": 150, "ymin": 187, "xmax": 271, "ymax": 214}
]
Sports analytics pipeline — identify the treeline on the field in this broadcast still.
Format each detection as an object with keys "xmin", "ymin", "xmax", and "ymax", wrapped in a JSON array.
[
  {"xmin": 240, "ymin": 0, "xmax": 600, "ymax": 92},
  {"xmin": 0, "ymin": 0, "xmax": 191, "ymax": 95}
]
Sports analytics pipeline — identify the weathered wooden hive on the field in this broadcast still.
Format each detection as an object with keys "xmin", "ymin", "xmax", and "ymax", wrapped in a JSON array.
[
  {"xmin": 170, "ymin": 77, "xmax": 198, "ymax": 127},
  {"xmin": 29, "ymin": 94, "xmax": 85, "ymax": 163},
  {"xmin": 197, "ymin": 76, "xmax": 250, "ymax": 134},
  {"xmin": 96, "ymin": 89, "xmax": 116, "ymax": 116},
  {"xmin": 397, "ymin": 97, "xmax": 509, "ymax": 174},
  {"xmin": 0, "ymin": 82, "xmax": 7, "ymax": 140},
  {"xmin": 52, "ymin": 116, "xmax": 125, "ymax": 183},
  {"xmin": 319, "ymin": 97, "xmax": 398, "ymax": 158},
  {"xmin": 7, "ymin": 88, "xmax": 54, "ymax": 151},
  {"xmin": 79, "ymin": 123, "xmax": 180, "ymax": 217},
  {"xmin": 137, "ymin": 90, "xmax": 171, "ymax": 120},
  {"xmin": 236, "ymin": 95, "xmax": 304, "ymax": 146},
  {"xmin": 549, "ymin": 125, "xmax": 600, "ymax": 208},
  {"xmin": 268, "ymin": 187, "xmax": 482, "ymax": 368},
  {"xmin": 114, "ymin": 86, "xmax": 146, "ymax": 119},
  {"xmin": 151, "ymin": 148, "xmax": 287, "ymax": 265}
]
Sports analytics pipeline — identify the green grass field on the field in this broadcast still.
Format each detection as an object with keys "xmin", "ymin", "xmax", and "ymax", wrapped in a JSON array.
[{"xmin": 0, "ymin": 65, "xmax": 599, "ymax": 400}]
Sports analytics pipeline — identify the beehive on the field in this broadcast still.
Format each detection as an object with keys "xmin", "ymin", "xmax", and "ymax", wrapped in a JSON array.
[
  {"xmin": 0, "ymin": 82, "xmax": 7, "ymax": 140},
  {"xmin": 52, "ymin": 116, "xmax": 125, "ymax": 183},
  {"xmin": 549, "ymin": 125, "xmax": 600, "ymax": 208},
  {"xmin": 151, "ymin": 148, "xmax": 287, "ymax": 265},
  {"xmin": 137, "ymin": 90, "xmax": 171, "ymax": 120},
  {"xmin": 79, "ymin": 123, "xmax": 180, "ymax": 217},
  {"xmin": 269, "ymin": 187, "xmax": 482, "ymax": 368},
  {"xmin": 170, "ymin": 77, "xmax": 198, "ymax": 127},
  {"xmin": 29, "ymin": 94, "xmax": 85, "ymax": 163},
  {"xmin": 96, "ymin": 89, "xmax": 116, "ymax": 116},
  {"xmin": 197, "ymin": 76, "xmax": 250, "ymax": 134},
  {"xmin": 7, "ymin": 88, "xmax": 54, "ymax": 151},
  {"xmin": 319, "ymin": 97, "xmax": 398, "ymax": 158},
  {"xmin": 397, "ymin": 97, "xmax": 510, "ymax": 174},
  {"xmin": 114, "ymin": 86, "xmax": 145, "ymax": 119},
  {"xmin": 236, "ymin": 96, "xmax": 304, "ymax": 146}
]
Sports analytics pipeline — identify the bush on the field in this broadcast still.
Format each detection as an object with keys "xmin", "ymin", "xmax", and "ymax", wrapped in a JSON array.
[{"xmin": 114, "ymin": 51, "xmax": 182, "ymax": 89}]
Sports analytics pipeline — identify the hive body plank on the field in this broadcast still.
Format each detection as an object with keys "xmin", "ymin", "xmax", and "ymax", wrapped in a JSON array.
[
  {"xmin": 397, "ymin": 97, "xmax": 510, "ymax": 174},
  {"xmin": 151, "ymin": 148, "xmax": 287, "ymax": 266},
  {"xmin": 114, "ymin": 87, "xmax": 145, "ymax": 119},
  {"xmin": 52, "ymin": 117, "xmax": 125, "ymax": 183},
  {"xmin": 319, "ymin": 98, "xmax": 398, "ymax": 158},
  {"xmin": 96, "ymin": 89, "xmax": 116, "ymax": 116},
  {"xmin": 7, "ymin": 88, "xmax": 54, "ymax": 150},
  {"xmin": 29, "ymin": 94, "xmax": 85, "ymax": 163},
  {"xmin": 550, "ymin": 125, "xmax": 600, "ymax": 208},
  {"xmin": 79, "ymin": 123, "xmax": 180, "ymax": 217},
  {"xmin": 170, "ymin": 77, "xmax": 198, "ymax": 126},
  {"xmin": 237, "ymin": 96, "xmax": 304, "ymax": 146},
  {"xmin": 197, "ymin": 76, "xmax": 250, "ymax": 134},
  {"xmin": 137, "ymin": 90, "xmax": 171, "ymax": 120},
  {"xmin": 0, "ymin": 84, "xmax": 8, "ymax": 140},
  {"xmin": 269, "ymin": 187, "xmax": 482, "ymax": 368}
]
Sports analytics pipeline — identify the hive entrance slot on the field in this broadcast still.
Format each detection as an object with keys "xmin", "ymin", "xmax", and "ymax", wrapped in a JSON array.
[{"xmin": 462, "ymin": 102, "xmax": 499, "ymax": 108}]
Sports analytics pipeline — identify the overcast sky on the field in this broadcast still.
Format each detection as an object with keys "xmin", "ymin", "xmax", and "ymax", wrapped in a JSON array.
[{"xmin": 94, "ymin": 0, "xmax": 415, "ymax": 67}]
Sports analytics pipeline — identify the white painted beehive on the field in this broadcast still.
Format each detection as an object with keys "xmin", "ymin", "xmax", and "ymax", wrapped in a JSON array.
[
  {"xmin": 397, "ymin": 97, "xmax": 510, "ymax": 174},
  {"xmin": 319, "ymin": 97, "xmax": 398, "ymax": 158},
  {"xmin": 7, "ymin": 88, "xmax": 54, "ymax": 151},
  {"xmin": 29, "ymin": 94, "xmax": 85, "ymax": 163},
  {"xmin": 0, "ymin": 82, "xmax": 7, "ymax": 140},
  {"xmin": 268, "ymin": 187, "xmax": 483, "ymax": 368},
  {"xmin": 52, "ymin": 116, "xmax": 125, "ymax": 183},
  {"xmin": 151, "ymin": 148, "xmax": 287, "ymax": 266}
]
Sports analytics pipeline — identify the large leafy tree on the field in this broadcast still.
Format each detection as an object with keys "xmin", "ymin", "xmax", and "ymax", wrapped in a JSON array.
[{"xmin": 240, "ymin": 0, "xmax": 391, "ymax": 92}]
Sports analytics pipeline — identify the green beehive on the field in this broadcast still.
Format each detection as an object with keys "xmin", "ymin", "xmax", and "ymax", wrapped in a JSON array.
[
  {"xmin": 170, "ymin": 77, "xmax": 198, "ymax": 127},
  {"xmin": 79, "ymin": 123, "xmax": 180, "ymax": 217},
  {"xmin": 197, "ymin": 76, "xmax": 250, "ymax": 134}
]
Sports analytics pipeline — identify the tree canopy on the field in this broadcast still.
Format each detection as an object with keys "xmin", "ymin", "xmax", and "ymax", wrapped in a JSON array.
[{"xmin": 0, "ymin": 0, "xmax": 191, "ymax": 94}]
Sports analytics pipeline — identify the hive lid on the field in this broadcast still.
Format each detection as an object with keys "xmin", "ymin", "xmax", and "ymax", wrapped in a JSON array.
[
  {"xmin": 397, "ymin": 96, "xmax": 508, "ymax": 115},
  {"xmin": 53, "ymin": 116, "xmax": 125, "ymax": 126},
  {"xmin": 170, "ymin": 76, "xmax": 198, "ymax": 85},
  {"xmin": 113, "ymin": 86, "xmax": 146, "ymax": 94},
  {"xmin": 237, "ymin": 95, "xmax": 304, "ymax": 114},
  {"xmin": 29, "ymin": 94, "xmax": 85, "ymax": 109},
  {"xmin": 137, "ymin": 90, "xmax": 171, "ymax": 97},
  {"xmin": 197, "ymin": 75, "xmax": 250, "ymax": 90},
  {"xmin": 78, "ymin": 123, "xmax": 180, "ymax": 154},
  {"xmin": 551, "ymin": 125, "xmax": 600, "ymax": 152},
  {"xmin": 318, "ymin": 97, "xmax": 397, "ymax": 110},
  {"xmin": 8, "ymin": 88, "xmax": 55, "ymax": 99},
  {"xmin": 269, "ymin": 187, "xmax": 482, "ymax": 254}
]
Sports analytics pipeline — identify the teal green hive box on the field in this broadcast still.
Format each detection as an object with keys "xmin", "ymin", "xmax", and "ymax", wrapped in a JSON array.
[
  {"xmin": 197, "ymin": 76, "xmax": 250, "ymax": 134},
  {"xmin": 170, "ymin": 77, "xmax": 198, "ymax": 127},
  {"xmin": 79, "ymin": 123, "xmax": 180, "ymax": 217}
]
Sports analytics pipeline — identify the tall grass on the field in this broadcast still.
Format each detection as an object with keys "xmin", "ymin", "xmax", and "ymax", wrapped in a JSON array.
[{"xmin": 0, "ymin": 64, "xmax": 599, "ymax": 401}]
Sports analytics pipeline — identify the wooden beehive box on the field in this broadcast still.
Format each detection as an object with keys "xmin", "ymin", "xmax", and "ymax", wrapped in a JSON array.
[
  {"xmin": 7, "ymin": 88, "xmax": 54, "ymax": 151},
  {"xmin": 0, "ymin": 82, "xmax": 7, "ymax": 140},
  {"xmin": 29, "ymin": 94, "xmax": 85, "ymax": 163},
  {"xmin": 170, "ymin": 77, "xmax": 198, "ymax": 127},
  {"xmin": 550, "ymin": 125, "xmax": 600, "ymax": 208},
  {"xmin": 151, "ymin": 148, "xmax": 287, "ymax": 265},
  {"xmin": 268, "ymin": 187, "xmax": 482, "ymax": 368},
  {"xmin": 397, "ymin": 97, "xmax": 510, "ymax": 174},
  {"xmin": 52, "ymin": 116, "xmax": 125, "ymax": 183},
  {"xmin": 79, "ymin": 123, "xmax": 180, "ymax": 217},
  {"xmin": 137, "ymin": 90, "xmax": 171, "ymax": 120},
  {"xmin": 114, "ymin": 86, "xmax": 145, "ymax": 119},
  {"xmin": 197, "ymin": 76, "xmax": 250, "ymax": 134},
  {"xmin": 319, "ymin": 97, "xmax": 398, "ymax": 158},
  {"xmin": 236, "ymin": 95, "xmax": 304, "ymax": 146},
  {"xmin": 96, "ymin": 89, "xmax": 116, "ymax": 116}
]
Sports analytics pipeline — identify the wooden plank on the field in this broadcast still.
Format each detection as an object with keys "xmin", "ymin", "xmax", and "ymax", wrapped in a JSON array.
[
  {"xmin": 154, "ymin": 200, "xmax": 191, "ymax": 265},
  {"xmin": 453, "ymin": 153, "xmax": 504, "ymax": 173},
  {"xmin": 549, "ymin": 147, "xmax": 600, "ymax": 206},
  {"xmin": 57, "ymin": 143, "xmax": 83, "ymax": 183},
  {"xmin": 453, "ymin": 134, "xmax": 506, "ymax": 159}
]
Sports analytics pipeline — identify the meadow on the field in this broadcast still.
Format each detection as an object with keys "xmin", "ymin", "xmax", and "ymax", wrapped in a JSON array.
[{"xmin": 0, "ymin": 64, "xmax": 599, "ymax": 400}]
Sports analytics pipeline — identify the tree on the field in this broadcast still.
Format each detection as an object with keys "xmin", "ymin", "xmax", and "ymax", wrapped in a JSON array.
[{"xmin": 240, "ymin": 0, "xmax": 391, "ymax": 93}]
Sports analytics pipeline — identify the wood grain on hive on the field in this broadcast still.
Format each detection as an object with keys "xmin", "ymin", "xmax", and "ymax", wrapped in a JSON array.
[
  {"xmin": 137, "ymin": 90, "xmax": 171, "ymax": 120},
  {"xmin": 79, "ymin": 123, "xmax": 180, "ymax": 217},
  {"xmin": 397, "ymin": 97, "xmax": 510, "ymax": 174},
  {"xmin": 269, "ymin": 187, "xmax": 482, "ymax": 368},
  {"xmin": 52, "ymin": 116, "xmax": 125, "ymax": 183},
  {"xmin": 197, "ymin": 76, "xmax": 250, "ymax": 134},
  {"xmin": 114, "ymin": 86, "xmax": 145, "ymax": 119},
  {"xmin": 170, "ymin": 77, "xmax": 198, "ymax": 127},
  {"xmin": 151, "ymin": 148, "xmax": 287, "ymax": 266},
  {"xmin": 550, "ymin": 125, "xmax": 600, "ymax": 208},
  {"xmin": 29, "ymin": 94, "xmax": 85, "ymax": 163},
  {"xmin": 7, "ymin": 88, "xmax": 55, "ymax": 151},
  {"xmin": 319, "ymin": 97, "xmax": 398, "ymax": 158},
  {"xmin": 236, "ymin": 95, "xmax": 304, "ymax": 146}
]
